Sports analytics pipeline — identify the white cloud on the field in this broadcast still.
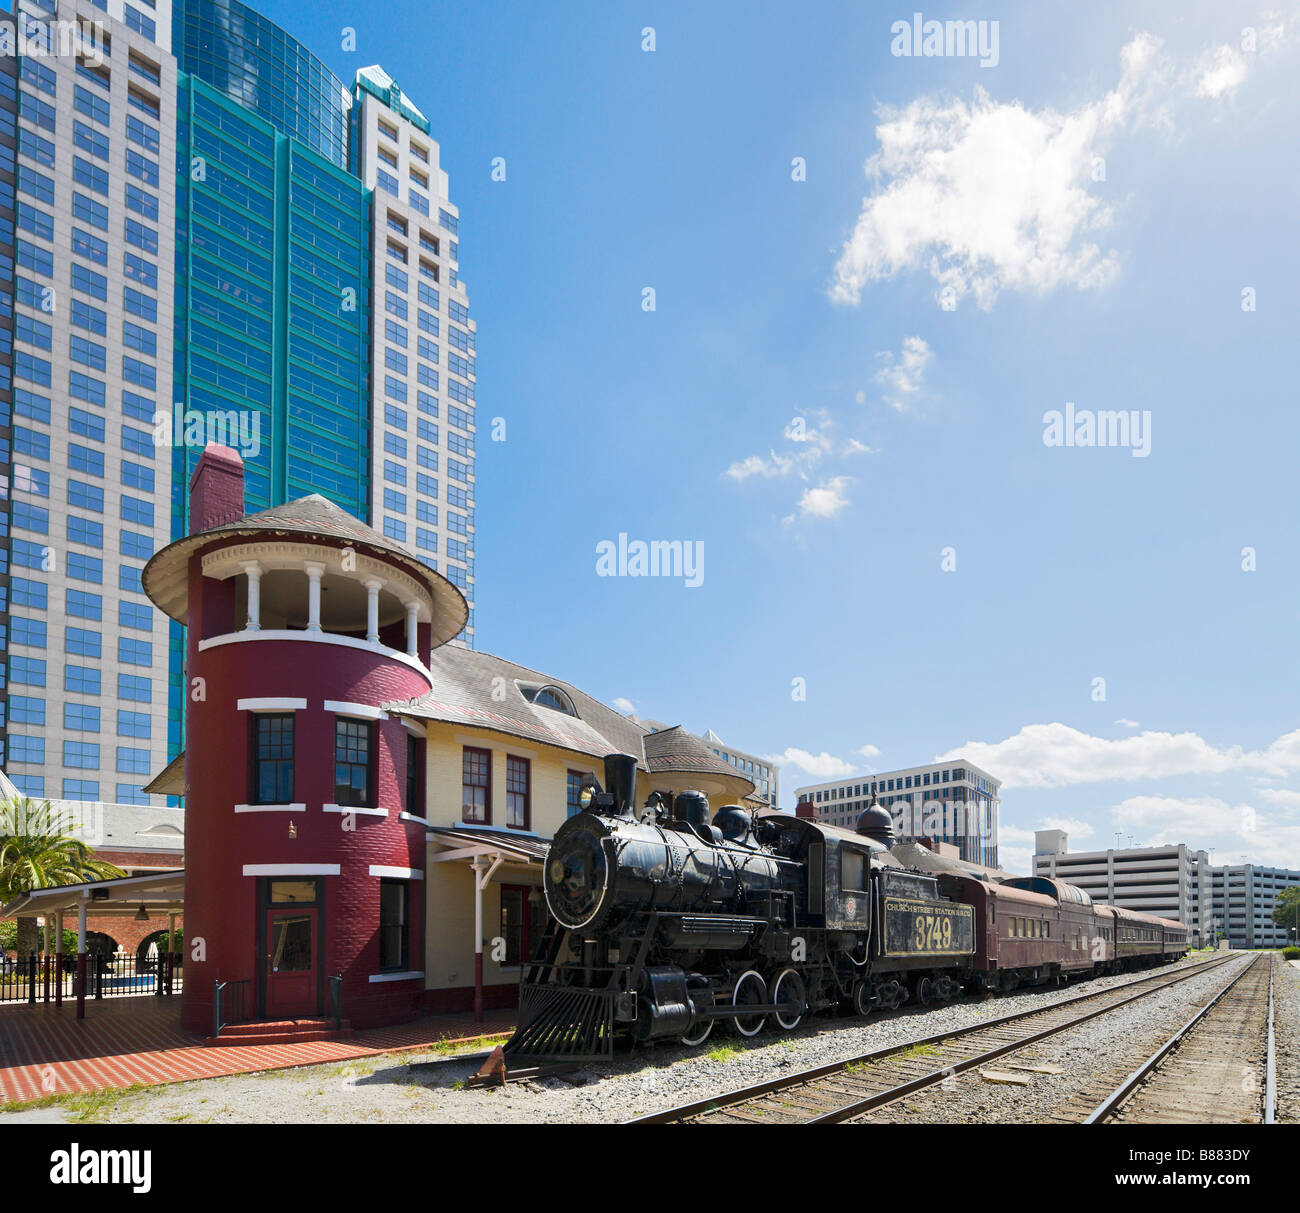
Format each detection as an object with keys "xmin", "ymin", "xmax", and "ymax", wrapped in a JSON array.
[
  {"xmin": 859, "ymin": 743, "xmax": 881, "ymax": 759},
  {"xmin": 830, "ymin": 29, "xmax": 1283, "ymax": 311},
  {"xmin": 874, "ymin": 335, "xmax": 932, "ymax": 411},
  {"xmin": 1115, "ymin": 718, "xmax": 1141, "ymax": 729},
  {"xmin": 793, "ymin": 476, "xmax": 852, "ymax": 520},
  {"xmin": 936, "ymin": 722, "xmax": 1300, "ymax": 789},
  {"xmin": 612, "ymin": 697, "xmax": 636, "ymax": 716},
  {"xmin": 1194, "ymin": 45, "xmax": 1248, "ymax": 99},
  {"xmin": 723, "ymin": 451, "xmax": 796, "ymax": 482},
  {"xmin": 1258, "ymin": 788, "xmax": 1300, "ymax": 809},
  {"xmin": 1040, "ymin": 815, "xmax": 1096, "ymax": 840},
  {"xmin": 1112, "ymin": 794, "xmax": 1300, "ymax": 869},
  {"xmin": 999, "ymin": 845, "xmax": 1035, "ymax": 877},
  {"xmin": 767, "ymin": 747, "xmax": 857, "ymax": 779},
  {"xmin": 842, "ymin": 438, "xmax": 877, "ymax": 456}
]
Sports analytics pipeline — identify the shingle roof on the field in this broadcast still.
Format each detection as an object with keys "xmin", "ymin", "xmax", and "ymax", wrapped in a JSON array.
[
  {"xmin": 385, "ymin": 647, "xmax": 650, "ymax": 764},
  {"xmin": 143, "ymin": 493, "xmax": 467, "ymax": 644},
  {"xmin": 385, "ymin": 649, "xmax": 755, "ymax": 794},
  {"xmin": 643, "ymin": 726, "xmax": 742, "ymax": 780}
]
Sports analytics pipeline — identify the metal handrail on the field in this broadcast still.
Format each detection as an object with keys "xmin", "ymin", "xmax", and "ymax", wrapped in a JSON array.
[{"xmin": 213, "ymin": 978, "xmax": 250, "ymax": 1038}]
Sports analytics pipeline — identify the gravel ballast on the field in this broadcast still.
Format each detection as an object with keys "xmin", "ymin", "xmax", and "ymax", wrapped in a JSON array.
[{"xmin": 2, "ymin": 952, "xmax": 1270, "ymax": 1126}]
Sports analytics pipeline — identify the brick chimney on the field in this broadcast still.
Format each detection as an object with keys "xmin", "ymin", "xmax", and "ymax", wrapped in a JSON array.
[{"xmin": 189, "ymin": 443, "xmax": 245, "ymax": 535}]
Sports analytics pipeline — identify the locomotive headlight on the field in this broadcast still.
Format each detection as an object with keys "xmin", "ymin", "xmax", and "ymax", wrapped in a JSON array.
[{"xmin": 579, "ymin": 784, "xmax": 595, "ymax": 810}]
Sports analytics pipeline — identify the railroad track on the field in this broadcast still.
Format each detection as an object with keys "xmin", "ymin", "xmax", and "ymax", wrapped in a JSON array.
[
  {"xmin": 628, "ymin": 955, "xmax": 1244, "ymax": 1125},
  {"xmin": 1083, "ymin": 953, "xmax": 1274, "ymax": 1125}
]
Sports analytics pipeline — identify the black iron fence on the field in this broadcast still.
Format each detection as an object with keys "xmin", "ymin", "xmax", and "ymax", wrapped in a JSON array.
[{"xmin": 0, "ymin": 950, "xmax": 184, "ymax": 1004}]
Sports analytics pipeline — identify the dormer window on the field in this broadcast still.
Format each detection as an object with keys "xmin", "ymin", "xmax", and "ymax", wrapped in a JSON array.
[{"xmin": 522, "ymin": 684, "xmax": 576, "ymax": 716}]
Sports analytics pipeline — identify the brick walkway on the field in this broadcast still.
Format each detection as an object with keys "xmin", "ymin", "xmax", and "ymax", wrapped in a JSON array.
[{"xmin": 0, "ymin": 995, "xmax": 515, "ymax": 1103}]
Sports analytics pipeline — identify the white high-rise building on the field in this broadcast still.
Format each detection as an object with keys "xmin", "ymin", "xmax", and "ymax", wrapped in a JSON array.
[
  {"xmin": 4, "ymin": 0, "xmax": 177, "ymax": 808},
  {"xmin": 350, "ymin": 66, "xmax": 476, "ymax": 646},
  {"xmin": 702, "ymin": 730, "xmax": 778, "ymax": 809}
]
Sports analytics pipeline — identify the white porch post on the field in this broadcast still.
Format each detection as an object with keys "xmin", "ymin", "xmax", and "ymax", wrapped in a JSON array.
[
  {"xmin": 471, "ymin": 853, "xmax": 504, "ymax": 1023},
  {"xmin": 42, "ymin": 917, "xmax": 52, "ymax": 1004},
  {"xmin": 54, "ymin": 912, "xmax": 63, "ymax": 1006},
  {"xmin": 472, "ymin": 857, "xmax": 485, "ymax": 1022},
  {"xmin": 77, "ymin": 899, "xmax": 88, "ymax": 1019},
  {"xmin": 305, "ymin": 562, "xmax": 325, "ymax": 632},
  {"xmin": 404, "ymin": 600, "xmax": 420, "ymax": 658},
  {"xmin": 241, "ymin": 561, "xmax": 262, "ymax": 631},
  {"xmin": 364, "ymin": 578, "xmax": 384, "ymax": 644}
]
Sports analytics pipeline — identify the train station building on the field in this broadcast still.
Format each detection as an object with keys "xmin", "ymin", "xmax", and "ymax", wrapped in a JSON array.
[{"xmin": 105, "ymin": 444, "xmax": 758, "ymax": 1036}]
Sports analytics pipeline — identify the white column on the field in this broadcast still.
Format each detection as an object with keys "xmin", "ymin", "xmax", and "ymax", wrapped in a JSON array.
[
  {"xmin": 305, "ymin": 562, "xmax": 325, "ymax": 633},
  {"xmin": 78, "ymin": 901, "xmax": 87, "ymax": 953},
  {"xmin": 55, "ymin": 912, "xmax": 63, "ymax": 961},
  {"xmin": 404, "ymin": 600, "xmax": 420, "ymax": 658},
  {"xmin": 241, "ymin": 561, "xmax": 262, "ymax": 631},
  {"xmin": 364, "ymin": 578, "xmax": 384, "ymax": 644}
]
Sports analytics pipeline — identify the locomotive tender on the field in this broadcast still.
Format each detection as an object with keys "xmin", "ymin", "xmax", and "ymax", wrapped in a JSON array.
[{"xmin": 506, "ymin": 754, "xmax": 1188, "ymax": 1061}]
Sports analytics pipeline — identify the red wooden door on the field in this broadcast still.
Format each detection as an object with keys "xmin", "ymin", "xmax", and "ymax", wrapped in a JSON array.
[{"xmin": 265, "ymin": 908, "xmax": 318, "ymax": 1018}]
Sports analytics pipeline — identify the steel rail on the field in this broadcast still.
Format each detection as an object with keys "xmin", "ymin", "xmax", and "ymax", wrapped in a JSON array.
[
  {"xmin": 626, "ymin": 953, "xmax": 1238, "ymax": 1125},
  {"xmin": 1265, "ymin": 956, "xmax": 1276, "ymax": 1125},
  {"xmin": 1082, "ymin": 953, "xmax": 1265, "ymax": 1124}
]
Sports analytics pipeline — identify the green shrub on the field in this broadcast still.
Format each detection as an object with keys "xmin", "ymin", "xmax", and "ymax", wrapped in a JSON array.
[{"xmin": 1282, "ymin": 946, "xmax": 1300, "ymax": 960}]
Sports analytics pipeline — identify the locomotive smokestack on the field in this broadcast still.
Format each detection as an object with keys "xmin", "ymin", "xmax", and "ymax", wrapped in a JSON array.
[{"xmin": 603, "ymin": 753, "xmax": 639, "ymax": 818}]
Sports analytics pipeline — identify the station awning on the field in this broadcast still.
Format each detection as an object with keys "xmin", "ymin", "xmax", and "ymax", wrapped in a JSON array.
[
  {"xmin": 427, "ymin": 827, "xmax": 550, "ymax": 868},
  {"xmin": 1, "ymin": 869, "xmax": 185, "ymax": 919}
]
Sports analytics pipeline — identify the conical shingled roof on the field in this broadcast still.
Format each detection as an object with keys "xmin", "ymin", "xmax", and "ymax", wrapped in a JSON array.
[
  {"xmin": 143, "ymin": 493, "xmax": 468, "ymax": 646},
  {"xmin": 643, "ymin": 726, "xmax": 743, "ymax": 780}
]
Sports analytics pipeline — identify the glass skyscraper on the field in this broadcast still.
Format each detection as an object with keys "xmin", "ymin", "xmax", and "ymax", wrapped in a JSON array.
[
  {"xmin": 172, "ymin": 0, "xmax": 348, "ymax": 169},
  {"xmin": 3, "ymin": 0, "xmax": 476, "ymax": 808}
]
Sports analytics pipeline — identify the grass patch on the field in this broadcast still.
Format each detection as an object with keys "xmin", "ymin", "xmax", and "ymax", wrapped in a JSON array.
[
  {"xmin": 706, "ymin": 1044, "xmax": 742, "ymax": 1063},
  {"xmin": 3, "ymin": 1082, "xmax": 149, "ymax": 1121}
]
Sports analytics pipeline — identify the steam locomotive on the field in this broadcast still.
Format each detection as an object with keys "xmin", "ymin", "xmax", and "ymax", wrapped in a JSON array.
[{"xmin": 505, "ymin": 754, "xmax": 1189, "ymax": 1062}]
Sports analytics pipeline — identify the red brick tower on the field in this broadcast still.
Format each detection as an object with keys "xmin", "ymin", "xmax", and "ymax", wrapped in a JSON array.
[{"xmin": 144, "ymin": 445, "xmax": 467, "ymax": 1033}]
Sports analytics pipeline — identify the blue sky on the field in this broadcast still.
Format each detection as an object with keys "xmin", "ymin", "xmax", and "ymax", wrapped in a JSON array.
[{"xmin": 260, "ymin": 0, "xmax": 1300, "ymax": 873}]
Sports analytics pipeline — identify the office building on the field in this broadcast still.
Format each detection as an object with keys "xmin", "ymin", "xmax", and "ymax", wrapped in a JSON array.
[
  {"xmin": 703, "ymin": 729, "xmax": 778, "ymax": 809},
  {"xmin": 5, "ymin": 0, "xmax": 178, "ymax": 809},
  {"xmin": 796, "ymin": 759, "xmax": 1001, "ymax": 867},
  {"xmin": 3, "ymin": 0, "xmax": 477, "ymax": 808},
  {"xmin": 1033, "ymin": 831, "xmax": 1215, "ymax": 945}
]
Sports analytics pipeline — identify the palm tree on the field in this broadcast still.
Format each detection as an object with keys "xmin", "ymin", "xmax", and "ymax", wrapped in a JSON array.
[{"xmin": 0, "ymin": 797, "xmax": 126, "ymax": 959}]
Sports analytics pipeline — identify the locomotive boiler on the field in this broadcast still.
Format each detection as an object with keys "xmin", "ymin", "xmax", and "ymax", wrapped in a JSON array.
[
  {"xmin": 502, "ymin": 754, "xmax": 1189, "ymax": 1065},
  {"xmin": 510, "ymin": 753, "xmax": 975, "ymax": 1060}
]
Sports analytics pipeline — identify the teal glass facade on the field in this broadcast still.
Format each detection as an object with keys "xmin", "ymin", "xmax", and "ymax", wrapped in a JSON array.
[
  {"xmin": 169, "ymin": 74, "xmax": 372, "ymax": 755},
  {"xmin": 172, "ymin": 74, "xmax": 371, "ymax": 531},
  {"xmin": 173, "ymin": 0, "xmax": 349, "ymax": 170}
]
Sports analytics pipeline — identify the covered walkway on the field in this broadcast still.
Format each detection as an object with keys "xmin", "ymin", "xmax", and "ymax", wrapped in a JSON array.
[{"xmin": 0, "ymin": 994, "xmax": 514, "ymax": 1103}]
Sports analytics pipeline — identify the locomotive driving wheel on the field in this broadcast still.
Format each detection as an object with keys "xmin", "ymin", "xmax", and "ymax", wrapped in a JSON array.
[
  {"xmin": 730, "ymin": 970, "xmax": 767, "ymax": 1037},
  {"xmin": 770, "ymin": 967, "xmax": 806, "ymax": 1031},
  {"xmin": 678, "ymin": 1015, "xmax": 714, "ymax": 1048},
  {"xmin": 852, "ymin": 979, "xmax": 874, "ymax": 1017}
]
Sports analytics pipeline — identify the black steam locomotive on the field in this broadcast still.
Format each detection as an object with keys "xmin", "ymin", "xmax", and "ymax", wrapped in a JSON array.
[
  {"xmin": 504, "ymin": 753, "xmax": 1189, "ymax": 1063},
  {"xmin": 507, "ymin": 753, "xmax": 975, "ymax": 1060}
]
